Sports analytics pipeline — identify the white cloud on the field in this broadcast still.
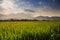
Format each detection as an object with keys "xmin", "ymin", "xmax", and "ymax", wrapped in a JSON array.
[
  {"xmin": 1, "ymin": 0, "xmax": 15, "ymax": 9},
  {"xmin": 0, "ymin": 0, "xmax": 17, "ymax": 14},
  {"xmin": 0, "ymin": 0, "xmax": 22, "ymax": 14},
  {"xmin": 0, "ymin": 0, "xmax": 34, "ymax": 15}
]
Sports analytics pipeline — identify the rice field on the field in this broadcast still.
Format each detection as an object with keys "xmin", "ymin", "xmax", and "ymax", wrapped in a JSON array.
[{"xmin": 0, "ymin": 21, "xmax": 60, "ymax": 40}]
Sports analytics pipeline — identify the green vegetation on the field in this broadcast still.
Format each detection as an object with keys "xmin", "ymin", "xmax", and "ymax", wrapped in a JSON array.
[{"xmin": 0, "ymin": 21, "xmax": 60, "ymax": 40}]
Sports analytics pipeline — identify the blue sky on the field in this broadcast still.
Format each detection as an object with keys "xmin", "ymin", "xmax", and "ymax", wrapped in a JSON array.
[
  {"xmin": 0, "ymin": 0, "xmax": 60, "ymax": 19},
  {"xmin": 12, "ymin": 0, "xmax": 60, "ymax": 10}
]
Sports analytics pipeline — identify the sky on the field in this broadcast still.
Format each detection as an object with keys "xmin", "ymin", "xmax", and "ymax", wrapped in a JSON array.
[{"xmin": 0, "ymin": 0, "xmax": 60, "ymax": 19}]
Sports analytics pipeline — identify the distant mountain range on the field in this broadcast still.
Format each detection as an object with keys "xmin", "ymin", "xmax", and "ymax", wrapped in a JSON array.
[
  {"xmin": 0, "ymin": 14, "xmax": 60, "ymax": 20},
  {"xmin": 35, "ymin": 16, "xmax": 60, "ymax": 20}
]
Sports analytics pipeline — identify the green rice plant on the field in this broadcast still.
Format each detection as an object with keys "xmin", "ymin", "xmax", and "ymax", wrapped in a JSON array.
[{"xmin": 0, "ymin": 21, "xmax": 60, "ymax": 40}]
